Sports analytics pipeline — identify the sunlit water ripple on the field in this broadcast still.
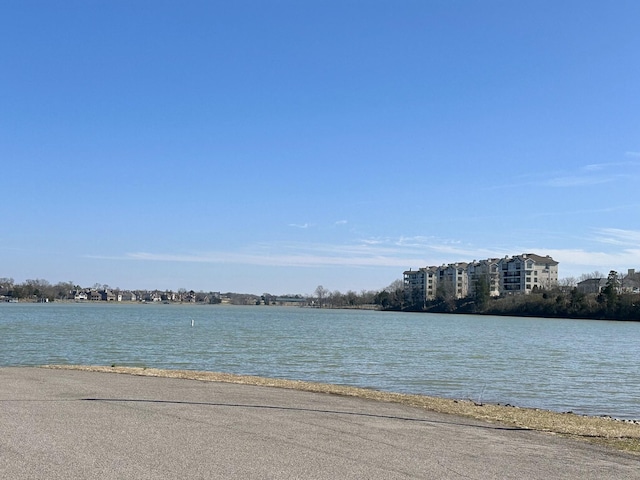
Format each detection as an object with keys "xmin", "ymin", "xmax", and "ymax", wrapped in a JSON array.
[{"xmin": 1, "ymin": 303, "xmax": 639, "ymax": 419}]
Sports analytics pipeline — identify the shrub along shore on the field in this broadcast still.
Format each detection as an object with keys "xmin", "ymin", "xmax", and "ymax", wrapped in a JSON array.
[{"xmin": 44, "ymin": 365, "xmax": 640, "ymax": 455}]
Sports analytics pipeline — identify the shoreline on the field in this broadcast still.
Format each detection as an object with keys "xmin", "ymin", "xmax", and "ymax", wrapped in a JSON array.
[
  {"xmin": 43, "ymin": 364, "xmax": 640, "ymax": 455},
  {"xmin": 6, "ymin": 300, "xmax": 640, "ymax": 322}
]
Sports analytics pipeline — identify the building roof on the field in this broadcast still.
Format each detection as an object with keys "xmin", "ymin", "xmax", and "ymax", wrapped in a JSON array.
[
  {"xmin": 577, "ymin": 278, "xmax": 606, "ymax": 286},
  {"xmin": 520, "ymin": 253, "xmax": 559, "ymax": 265}
]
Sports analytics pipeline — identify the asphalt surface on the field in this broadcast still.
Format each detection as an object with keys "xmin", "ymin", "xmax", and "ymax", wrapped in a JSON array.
[{"xmin": 1, "ymin": 367, "xmax": 638, "ymax": 479}]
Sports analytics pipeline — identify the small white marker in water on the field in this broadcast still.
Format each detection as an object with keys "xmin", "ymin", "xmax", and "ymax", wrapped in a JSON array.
[{"xmin": 191, "ymin": 318, "xmax": 194, "ymax": 327}]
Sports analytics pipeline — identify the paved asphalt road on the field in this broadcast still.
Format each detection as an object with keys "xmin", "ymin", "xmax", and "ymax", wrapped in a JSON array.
[{"xmin": 1, "ymin": 367, "xmax": 638, "ymax": 479}]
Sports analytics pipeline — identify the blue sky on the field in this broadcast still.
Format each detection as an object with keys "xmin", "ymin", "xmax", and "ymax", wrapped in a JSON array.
[{"xmin": 2, "ymin": 1, "xmax": 639, "ymax": 294}]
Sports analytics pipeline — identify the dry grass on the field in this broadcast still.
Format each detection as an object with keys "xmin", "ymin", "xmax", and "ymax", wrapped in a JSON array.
[{"xmin": 44, "ymin": 365, "xmax": 640, "ymax": 454}]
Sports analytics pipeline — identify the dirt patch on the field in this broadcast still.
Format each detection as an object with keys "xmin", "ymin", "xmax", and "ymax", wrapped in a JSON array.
[{"xmin": 44, "ymin": 364, "xmax": 640, "ymax": 454}]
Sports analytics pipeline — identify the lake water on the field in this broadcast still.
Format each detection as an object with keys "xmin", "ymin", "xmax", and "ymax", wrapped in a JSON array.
[{"xmin": 1, "ymin": 303, "xmax": 639, "ymax": 419}]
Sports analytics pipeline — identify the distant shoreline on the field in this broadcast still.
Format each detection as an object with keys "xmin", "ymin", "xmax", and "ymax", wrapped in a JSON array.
[
  {"xmin": 5, "ymin": 300, "xmax": 640, "ymax": 323},
  {"xmin": 43, "ymin": 364, "xmax": 640, "ymax": 455},
  {"xmin": 1, "ymin": 300, "xmax": 378, "ymax": 309}
]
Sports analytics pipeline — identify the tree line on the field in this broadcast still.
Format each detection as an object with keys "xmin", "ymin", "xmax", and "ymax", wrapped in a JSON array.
[{"xmin": 0, "ymin": 278, "xmax": 76, "ymax": 301}]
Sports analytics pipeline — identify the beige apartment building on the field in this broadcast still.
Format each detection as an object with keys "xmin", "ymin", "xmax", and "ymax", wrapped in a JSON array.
[
  {"xmin": 404, "ymin": 253, "xmax": 559, "ymax": 304},
  {"xmin": 467, "ymin": 258, "xmax": 501, "ymax": 298},
  {"xmin": 497, "ymin": 253, "xmax": 559, "ymax": 293},
  {"xmin": 438, "ymin": 262, "xmax": 470, "ymax": 299}
]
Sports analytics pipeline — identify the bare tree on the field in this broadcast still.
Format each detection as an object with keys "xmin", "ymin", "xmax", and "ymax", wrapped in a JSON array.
[
  {"xmin": 328, "ymin": 290, "xmax": 344, "ymax": 307},
  {"xmin": 0, "ymin": 277, "xmax": 14, "ymax": 295},
  {"xmin": 314, "ymin": 285, "xmax": 328, "ymax": 307},
  {"xmin": 559, "ymin": 277, "xmax": 577, "ymax": 288},
  {"xmin": 578, "ymin": 271, "xmax": 605, "ymax": 282},
  {"xmin": 385, "ymin": 279, "xmax": 404, "ymax": 292}
]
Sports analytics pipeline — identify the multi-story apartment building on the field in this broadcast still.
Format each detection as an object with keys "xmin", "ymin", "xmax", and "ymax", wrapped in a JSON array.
[
  {"xmin": 438, "ymin": 262, "xmax": 469, "ymax": 299},
  {"xmin": 467, "ymin": 258, "xmax": 501, "ymax": 297},
  {"xmin": 403, "ymin": 266, "xmax": 438, "ymax": 305},
  {"xmin": 403, "ymin": 268, "xmax": 426, "ymax": 305},
  {"xmin": 404, "ymin": 253, "xmax": 558, "ymax": 304},
  {"xmin": 425, "ymin": 266, "xmax": 438, "ymax": 300},
  {"xmin": 403, "ymin": 266, "xmax": 439, "ymax": 304},
  {"xmin": 498, "ymin": 254, "xmax": 558, "ymax": 293}
]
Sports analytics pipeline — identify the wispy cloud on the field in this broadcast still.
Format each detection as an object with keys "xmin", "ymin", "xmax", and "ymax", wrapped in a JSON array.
[
  {"xmin": 584, "ymin": 160, "xmax": 640, "ymax": 171},
  {"xmin": 543, "ymin": 161, "xmax": 639, "ymax": 187},
  {"xmin": 288, "ymin": 223, "xmax": 311, "ymax": 229},
  {"xmin": 544, "ymin": 175, "xmax": 614, "ymax": 187},
  {"xmin": 394, "ymin": 235, "xmax": 439, "ymax": 247},
  {"xmin": 593, "ymin": 228, "xmax": 640, "ymax": 246},
  {"xmin": 86, "ymin": 230, "xmax": 640, "ymax": 279},
  {"xmin": 87, "ymin": 236, "xmax": 502, "ymax": 270},
  {"xmin": 529, "ymin": 204, "xmax": 640, "ymax": 219},
  {"xmin": 491, "ymin": 159, "xmax": 639, "ymax": 190},
  {"xmin": 113, "ymin": 246, "xmax": 417, "ymax": 268}
]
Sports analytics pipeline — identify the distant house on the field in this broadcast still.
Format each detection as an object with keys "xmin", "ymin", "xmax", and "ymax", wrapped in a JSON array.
[
  {"xmin": 73, "ymin": 290, "xmax": 88, "ymax": 301},
  {"xmin": 119, "ymin": 291, "xmax": 136, "ymax": 302},
  {"xmin": 576, "ymin": 278, "xmax": 607, "ymax": 294},
  {"xmin": 165, "ymin": 291, "xmax": 178, "ymax": 302},
  {"xmin": 89, "ymin": 290, "xmax": 102, "ymax": 301},
  {"xmin": 142, "ymin": 291, "xmax": 162, "ymax": 302},
  {"xmin": 274, "ymin": 297, "xmax": 307, "ymax": 306},
  {"xmin": 100, "ymin": 290, "xmax": 116, "ymax": 301},
  {"xmin": 622, "ymin": 269, "xmax": 640, "ymax": 294},
  {"xmin": 184, "ymin": 291, "xmax": 196, "ymax": 303}
]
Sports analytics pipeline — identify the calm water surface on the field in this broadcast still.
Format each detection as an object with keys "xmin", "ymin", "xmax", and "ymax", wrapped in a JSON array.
[{"xmin": 1, "ymin": 303, "xmax": 639, "ymax": 419}]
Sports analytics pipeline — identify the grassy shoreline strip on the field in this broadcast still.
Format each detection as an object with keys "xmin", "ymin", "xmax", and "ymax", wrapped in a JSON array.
[{"xmin": 43, "ymin": 365, "xmax": 640, "ymax": 454}]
